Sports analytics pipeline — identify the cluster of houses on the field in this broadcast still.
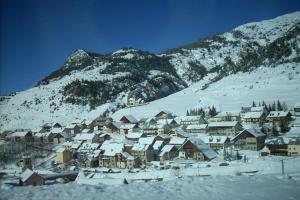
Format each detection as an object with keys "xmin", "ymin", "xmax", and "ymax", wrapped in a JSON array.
[{"xmin": 1, "ymin": 103, "xmax": 300, "ymax": 171}]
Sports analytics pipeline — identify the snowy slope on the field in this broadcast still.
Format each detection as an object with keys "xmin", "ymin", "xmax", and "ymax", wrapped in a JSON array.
[
  {"xmin": 1, "ymin": 174, "xmax": 300, "ymax": 200},
  {"xmin": 112, "ymin": 63, "xmax": 300, "ymax": 120}
]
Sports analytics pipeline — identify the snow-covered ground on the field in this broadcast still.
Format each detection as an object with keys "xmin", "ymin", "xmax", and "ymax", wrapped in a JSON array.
[
  {"xmin": 1, "ymin": 173, "xmax": 300, "ymax": 200},
  {"xmin": 112, "ymin": 63, "xmax": 300, "ymax": 121}
]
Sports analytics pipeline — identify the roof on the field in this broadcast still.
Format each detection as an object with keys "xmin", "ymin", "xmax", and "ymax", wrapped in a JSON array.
[
  {"xmin": 65, "ymin": 124, "xmax": 77, "ymax": 129},
  {"xmin": 250, "ymin": 106, "xmax": 265, "ymax": 112},
  {"xmin": 189, "ymin": 138, "xmax": 217, "ymax": 160},
  {"xmin": 138, "ymin": 136, "xmax": 155, "ymax": 145},
  {"xmin": 100, "ymin": 141, "xmax": 124, "ymax": 156},
  {"xmin": 74, "ymin": 133, "xmax": 96, "ymax": 141},
  {"xmin": 159, "ymin": 145, "xmax": 175, "ymax": 156},
  {"xmin": 202, "ymin": 136, "xmax": 229, "ymax": 144},
  {"xmin": 132, "ymin": 143, "xmax": 151, "ymax": 151},
  {"xmin": 169, "ymin": 137, "xmax": 187, "ymax": 145},
  {"xmin": 180, "ymin": 115, "xmax": 204, "ymax": 121},
  {"xmin": 267, "ymin": 136, "xmax": 300, "ymax": 145},
  {"xmin": 20, "ymin": 169, "xmax": 38, "ymax": 182},
  {"xmin": 120, "ymin": 123, "xmax": 138, "ymax": 129},
  {"xmin": 294, "ymin": 102, "xmax": 300, "ymax": 108},
  {"xmin": 233, "ymin": 129, "xmax": 265, "ymax": 140},
  {"xmin": 243, "ymin": 112, "xmax": 263, "ymax": 119},
  {"xmin": 120, "ymin": 115, "xmax": 138, "ymax": 123},
  {"xmin": 215, "ymin": 111, "xmax": 240, "ymax": 117},
  {"xmin": 267, "ymin": 111, "xmax": 290, "ymax": 118},
  {"xmin": 79, "ymin": 142, "xmax": 100, "ymax": 151},
  {"xmin": 51, "ymin": 128, "xmax": 63, "ymax": 134},
  {"xmin": 153, "ymin": 140, "xmax": 164, "ymax": 150},
  {"xmin": 186, "ymin": 124, "xmax": 208, "ymax": 130},
  {"xmin": 126, "ymin": 131, "xmax": 144, "ymax": 139},
  {"xmin": 121, "ymin": 152, "xmax": 134, "ymax": 160},
  {"xmin": 56, "ymin": 148, "xmax": 66, "ymax": 153},
  {"xmin": 11, "ymin": 131, "xmax": 31, "ymax": 137},
  {"xmin": 208, "ymin": 121, "xmax": 239, "ymax": 128}
]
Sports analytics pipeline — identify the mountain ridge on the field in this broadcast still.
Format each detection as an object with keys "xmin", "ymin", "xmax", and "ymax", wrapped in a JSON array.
[{"xmin": 0, "ymin": 11, "xmax": 300, "ymax": 131}]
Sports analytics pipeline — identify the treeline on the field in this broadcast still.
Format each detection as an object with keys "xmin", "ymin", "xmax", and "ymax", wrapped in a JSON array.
[
  {"xmin": 252, "ymin": 100, "xmax": 288, "ymax": 112},
  {"xmin": 186, "ymin": 105, "xmax": 217, "ymax": 117}
]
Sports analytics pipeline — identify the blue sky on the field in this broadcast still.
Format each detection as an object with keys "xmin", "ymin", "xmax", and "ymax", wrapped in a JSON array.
[{"xmin": 1, "ymin": 0, "xmax": 300, "ymax": 95}]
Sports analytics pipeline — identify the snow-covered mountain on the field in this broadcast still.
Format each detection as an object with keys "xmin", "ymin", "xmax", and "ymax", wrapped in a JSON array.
[{"xmin": 0, "ymin": 12, "xmax": 300, "ymax": 131}]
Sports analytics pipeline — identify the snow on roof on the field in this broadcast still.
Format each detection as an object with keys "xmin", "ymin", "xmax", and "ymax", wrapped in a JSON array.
[
  {"xmin": 138, "ymin": 136, "xmax": 155, "ymax": 145},
  {"xmin": 109, "ymin": 122, "xmax": 122, "ymax": 129},
  {"xmin": 250, "ymin": 106, "xmax": 265, "ymax": 112},
  {"xmin": 267, "ymin": 136, "xmax": 300, "ymax": 145},
  {"xmin": 11, "ymin": 131, "xmax": 31, "ymax": 137},
  {"xmin": 208, "ymin": 121, "xmax": 238, "ymax": 127},
  {"xmin": 243, "ymin": 112, "xmax": 263, "ymax": 119},
  {"xmin": 66, "ymin": 124, "xmax": 77, "ymax": 129},
  {"xmin": 120, "ymin": 115, "xmax": 138, "ymax": 123},
  {"xmin": 74, "ymin": 133, "xmax": 96, "ymax": 141},
  {"xmin": 62, "ymin": 141, "xmax": 73, "ymax": 147},
  {"xmin": 215, "ymin": 111, "xmax": 240, "ymax": 117},
  {"xmin": 159, "ymin": 145, "xmax": 175, "ymax": 156},
  {"xmin": 180, "ymin": 115, "xmax": 204, "ymax": 121},
  {"xmin": 132, "ymin": 143, "xmax": 150, "ymax": 151},
  {"xmin": 79, "ymin": 142, "xmax": 100, "ymax": 151},
  {"xmin": 153, "ymin": 140, "xmax": 164, "ymax": 150},
  {"xmin": 51, "ymin": 127, "xmax": 63, "ymax": 134},
  {"xmin": 20, "ymin": 169, "xmax": 36, "ymax": 182},
  {"xmin": 71, "ymin": 142, "xmax": 82, "ymax": 149},
  {"xmin": 267, "ymin": 111, "xmax": 290, "ymax": 118},
  {"xmin": 202, "ymin": 136, "xmax": 229, "ymax": 144},
  {"xmin": 189, "ymin": 138, "xmax": 217, "ymax": 160},
  {"xmin": 56, "ymin": 148, "xmax": 66, "ymax": 153},
  {"xmin": 294, "ymin": 102, "xmax": 300, "ymax": 108},
  {"xmin": 186, "ymin": 124, "xmax": 208, "ymax": 130},
  {"xmin": 121, "ymin": 152, "xmax": 134, "ymax": 160},
  {"xmin": 100, "ymin": 141, "xmax": 124, "ymax": 156},
  {"xmin": 156, "ymin": 119, "xmax": 177, "ymax": 125},
  {"xmin": 120, "ymin": 123, "xmax": 137, "ymax": 129},
  {"xmin": 234, "ymin": 129, "xmax": 265, "ymax": 140},
  {"xmin": 126, "ymin": 131, "xmax": 144, "ymax": 139},
  {"xmin": 169, "ymin": 137, "xmax": 187, "ymax": 145}
]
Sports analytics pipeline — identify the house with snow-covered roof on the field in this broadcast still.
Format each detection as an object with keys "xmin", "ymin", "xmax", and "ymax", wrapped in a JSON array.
[
  {"xmin": 242, "ymin": 111, "xmax": 266, "ymax": 126},
  {"xmin": 19, "ymin": 169, "xmax": 44, "ymax": 186},
  {"xmin": 99, "ymin": 141, "xmax": 125, "ymax": 168},
  {"xmin": 179, "ymin": 115, "xmax": 206, "ymax": 126},
  {"xmin": 10, "ymin": 131, "xmax": 33, "ymax": 143},
  {"xmin": 202, "ymin": 136, "xmax": 231, "ymax": 151},
  {"xmin": 74, "ymin": 133, "xmax": 98, "ymax": 143},
  {"xmin": 116, "ymin": 152, "xmax": 136, "ymax": 169},
  {"xmin": 103, "ymin": 121, "xmax": 122, "ymax": 133},
  {"xmin": 294, "ymin": 102, "xmax": 300, "ymax": 116},
  {"xmin": 120, "ymin": 115, "xmax": 138, "ymax": 124},
  {"xmin": 208, "ymin": 111, "xmax": 241, "ymax": 122},
  {"xmin": 232, "ymin": 129, "xmax": 266, "ymax": 151},
  {"xmin": 131, "ymin": 143, "xmax": 154, "ymax": 166},
  {"xmin": 186, "ymin": 124, "xmax": 208, "ymax": 133},
  {"xmin": 120, "ymin": 123, "xmax": 140, "ymax": 135},
  {"xmin": 158, "ymin": 145, "xmax": 178, "ymax": 161},
  {"xmin": 154, "ymin": 110, "xmax": 176, "ymax": 120},
  {"xmin": 126, "ymin": 131, "xmax": 145, "ymax": 141},
  {"xmin": 63, "ymin": 124, "xmax": 81, "ymax": 136},
  {"xmin": 207, "ymin": 121, "xmax": 243, "ymax": 136},
  {"xmin": 266, "ymin": 136, "xmax": 300, "ymax": 156},
  {"xmin": 266, "ymin": 111, "xmax": 292, "ymax": 127}
]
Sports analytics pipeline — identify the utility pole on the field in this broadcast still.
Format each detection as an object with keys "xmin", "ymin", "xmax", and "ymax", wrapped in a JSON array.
[{"xmin": 281, "ymin": 160, "xmax": 285, "ymax": 175}]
